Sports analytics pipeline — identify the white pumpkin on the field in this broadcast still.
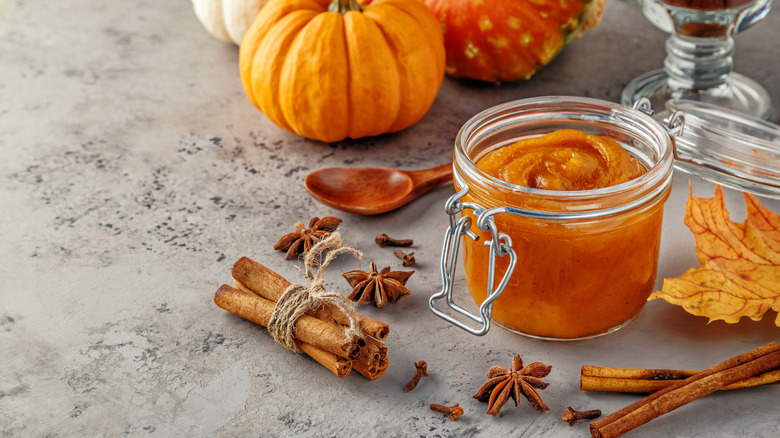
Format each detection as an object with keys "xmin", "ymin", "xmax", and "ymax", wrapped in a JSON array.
[{"xmin": 192, "ymin": 0, "xmax": 266, "ymax": 45}]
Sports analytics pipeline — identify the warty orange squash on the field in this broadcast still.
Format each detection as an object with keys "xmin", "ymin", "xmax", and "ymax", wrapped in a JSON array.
[{"xmin": 423, "ymin": 0, "xmax": 605, "ymax": 83}]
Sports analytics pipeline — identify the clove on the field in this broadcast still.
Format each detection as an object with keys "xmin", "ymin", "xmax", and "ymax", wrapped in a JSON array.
[
  {"xmin": 394, "ymin": 249, "xmax": 416, "ymax": 267},
  {"xmin": 403, "ymin": 360, "xmax": 429, "ymax": 392},
  {"xmin": 430, "ymin": 403, "xmax": 464, "ymax": 421},
  {"xmin": 562, "ymin": 406, "xmax": 601, "ymax": 426},
  {"xmin": 375, "ymin": 233, "xmax": 413, "ymax": 247}
]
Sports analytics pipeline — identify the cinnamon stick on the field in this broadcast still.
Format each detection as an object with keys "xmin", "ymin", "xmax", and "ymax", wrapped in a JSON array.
[
  {"xmin": 296, "ymin": 341, "xmax": 352, "ymax": 378},
  {"xmin": 581, "ymin": 366, "xmax": 780, "ymax": 393},
  {"xmin": 356, "ymin": 335, "xmax": 388, "ymax": 366},
  {"xmin": 583, "ymin": 366, "xmax": 700, "ymax": 380},
  {"xmin": 590, "ymin": 342, "xmax": 780, "ymax": 438},
  {"xmin": 214, "ymin": 285, "xmax": 361, "ymax": 360},
  {"xmin": 353, "ymin": 356, "xmax": 389, "ymax": 381},
  {"xmin": 350, "ymin": 334, "xmax": 389, "ymax": 380},
  {"xmin": 232, "ymin": 257, "xmax": 390, "ymax": 340}
]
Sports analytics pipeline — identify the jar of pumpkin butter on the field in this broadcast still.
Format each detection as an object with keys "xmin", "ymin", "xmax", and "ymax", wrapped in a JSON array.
[{"xmin": 430, "ymin": 96, "xmax": 675, "ymax": 340}]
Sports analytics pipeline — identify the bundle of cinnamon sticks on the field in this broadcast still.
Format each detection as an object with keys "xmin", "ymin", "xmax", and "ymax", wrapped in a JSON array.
[{"xmin": 214, "ymin": 257, "xmax": 389, "ymax": 380}]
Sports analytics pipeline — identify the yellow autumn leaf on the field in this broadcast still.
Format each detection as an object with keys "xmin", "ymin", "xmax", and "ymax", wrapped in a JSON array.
[{"xmin": 649, "ymin": 185, "xmax": 780, "ymax": 326}]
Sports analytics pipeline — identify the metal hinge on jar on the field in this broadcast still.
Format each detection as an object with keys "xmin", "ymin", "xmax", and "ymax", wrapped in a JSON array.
[
  {"xmin": 632, "ymin": 97, "xmax": 685, "ymax": 140},
  {"xmin": 428, "ymin": 179, "xmax": 517, "ymax": 336}
]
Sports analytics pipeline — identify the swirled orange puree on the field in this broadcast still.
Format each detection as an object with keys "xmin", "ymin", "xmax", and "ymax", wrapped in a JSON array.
[
  {"xmin": 462, "ymin": 129, "xmax": 665, "ymax": 339},
  {"xmin": 477, "ymin": 129, "xmax": 646, "ymax": 190}
]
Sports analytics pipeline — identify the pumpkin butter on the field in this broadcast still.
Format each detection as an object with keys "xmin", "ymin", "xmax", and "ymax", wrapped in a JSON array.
[
  {"xmin": 477, "ymin": 129, "xmax": 646, "ymax": 190},
  {"xmin": 461, "ymin": 129, "xmax": 665, "ymax": 339}
]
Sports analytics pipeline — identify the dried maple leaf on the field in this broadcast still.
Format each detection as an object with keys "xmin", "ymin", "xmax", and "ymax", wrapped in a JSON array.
[{"xmin": 649, "ymin": 185, "xmax": 780, "ymax": 326}]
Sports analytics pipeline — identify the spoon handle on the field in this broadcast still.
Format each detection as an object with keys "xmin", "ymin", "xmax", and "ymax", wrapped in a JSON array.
[{"xmin": 408, "ymin": 163, "xmax": 454, "ymax": 196}]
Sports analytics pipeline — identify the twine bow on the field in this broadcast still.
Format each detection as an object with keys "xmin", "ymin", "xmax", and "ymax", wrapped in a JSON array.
[{"xmin": 268, "ymin": 232, "xmax": 364, "ymax": 353}]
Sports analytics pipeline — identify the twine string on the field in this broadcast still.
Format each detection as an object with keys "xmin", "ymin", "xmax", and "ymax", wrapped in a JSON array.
[{"xmin": 267, "ymin": 232, "xmax": 364, "ymax": 353}]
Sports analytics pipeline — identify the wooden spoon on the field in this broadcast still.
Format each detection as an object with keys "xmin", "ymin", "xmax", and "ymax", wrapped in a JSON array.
[{"xmin": 304, "ymin": 163, "xmax": 453, "ymax": 215}]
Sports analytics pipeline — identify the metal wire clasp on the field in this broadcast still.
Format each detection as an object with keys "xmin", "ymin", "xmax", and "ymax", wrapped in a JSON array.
[
  {"xmin": 428, "ymin": 185, "xmax": 517, "ymax": 336},
  {"xmin": 632, "ymin": 97, "xmax": 688, "ymax": 164}
]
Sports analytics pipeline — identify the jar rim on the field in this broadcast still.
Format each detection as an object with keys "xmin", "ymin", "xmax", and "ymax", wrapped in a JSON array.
[{"xmin": 454, "ymin": 96, "xmax": 674, "ymax": 205}]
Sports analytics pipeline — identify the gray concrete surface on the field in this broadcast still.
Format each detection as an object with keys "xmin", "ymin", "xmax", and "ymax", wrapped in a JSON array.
[{"xmin": 2, "ymin": 0, "xmax": 779, "ymax": 436}]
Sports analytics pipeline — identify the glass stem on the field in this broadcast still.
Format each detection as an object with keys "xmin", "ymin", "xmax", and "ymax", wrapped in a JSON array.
[{"xmin": 664, "ymin": 33, "xmax": 734, "ymax": 93}]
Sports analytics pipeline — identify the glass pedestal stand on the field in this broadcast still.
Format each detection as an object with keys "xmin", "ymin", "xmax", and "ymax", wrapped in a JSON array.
[{"xmin": 621, "ymin": 0, "xmax": 773, "ymax": 120}]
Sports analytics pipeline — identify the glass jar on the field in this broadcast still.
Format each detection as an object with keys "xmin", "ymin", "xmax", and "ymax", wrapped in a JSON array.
[{"xmin": 429, "ymin": 96, "xmax": 675, "ymax": 340}]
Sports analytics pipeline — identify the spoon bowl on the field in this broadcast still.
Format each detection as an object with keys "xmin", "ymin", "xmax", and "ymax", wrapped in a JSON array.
[{"xmin": 304, "ymin": 163, "xmax": 453, "ymax": 215}]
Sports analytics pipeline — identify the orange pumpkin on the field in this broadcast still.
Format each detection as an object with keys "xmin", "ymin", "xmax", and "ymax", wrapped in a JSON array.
[
  {"xmin": 423, "ymin": 0, "xmax": 605, "ymax": 83},
  {"xmin": 239, "ymin": 0, "xmax": 445, "ymax": 142}
]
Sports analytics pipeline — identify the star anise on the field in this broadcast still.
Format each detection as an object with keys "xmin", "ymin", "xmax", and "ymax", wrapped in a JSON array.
[
  {"xmin": 342, "ymin": 261, "xmax": 414, "ymax": 308},
  {"xmin": 273, "ymin": 216, "xmax": 342, "ymax": 260},
  {"xmin": 473, "ymin": 355, "xmax": 551, "ymax": 416}
]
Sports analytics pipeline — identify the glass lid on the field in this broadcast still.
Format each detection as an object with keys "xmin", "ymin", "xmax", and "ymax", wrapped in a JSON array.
[{"xmin": 665, "ymin": 99, "xmax": 780, "ymax": 198}]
